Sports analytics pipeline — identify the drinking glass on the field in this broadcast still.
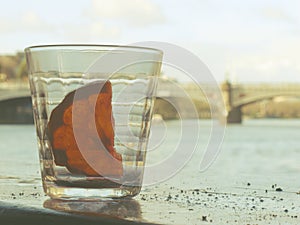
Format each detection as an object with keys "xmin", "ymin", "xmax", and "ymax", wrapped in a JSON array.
[{"xmin": 25, "ymin": 45, "xmax": 162, "ymax": 199}]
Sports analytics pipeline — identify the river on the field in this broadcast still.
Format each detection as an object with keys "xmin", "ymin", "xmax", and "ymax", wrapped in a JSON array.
[{"xmin": 0, "ymin": 118, "xmax": 299, "ymax": 187}]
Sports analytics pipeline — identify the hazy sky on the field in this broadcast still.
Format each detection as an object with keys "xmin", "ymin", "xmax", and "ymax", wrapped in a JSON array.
[{"xmin": 1, "ymin": 0, "xmax": 300, "ymax": 82}]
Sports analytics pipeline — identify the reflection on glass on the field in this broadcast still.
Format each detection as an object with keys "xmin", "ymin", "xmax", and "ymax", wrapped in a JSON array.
[{"xmin": 43, "ymin": 198, "xmax": 142, "ymax": 221}]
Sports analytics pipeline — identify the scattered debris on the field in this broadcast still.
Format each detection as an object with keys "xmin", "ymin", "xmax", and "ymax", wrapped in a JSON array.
[{"xmin": 202, "ymin": 216, "xmax": 208, "ymax": 222}]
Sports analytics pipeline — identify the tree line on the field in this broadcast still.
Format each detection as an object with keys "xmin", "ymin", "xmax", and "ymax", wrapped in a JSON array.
[{"xmin": 0, "ymin": 52, "xmax": 27, "ymax": 82}]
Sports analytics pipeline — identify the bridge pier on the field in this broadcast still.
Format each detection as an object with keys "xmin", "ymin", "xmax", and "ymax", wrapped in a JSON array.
[
  {"xmin": 227, "ymin": 107, "xmax": 242, "ymax": 124},
  {"xmin": 222, "ymin": 81, "xmax": 242, "ymax": 123}
]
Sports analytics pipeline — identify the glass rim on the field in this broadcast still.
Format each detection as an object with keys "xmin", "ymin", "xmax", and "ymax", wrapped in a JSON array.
[{"xmin": 24, "ymin": 44, "xmax": 163, "ymax": 55}]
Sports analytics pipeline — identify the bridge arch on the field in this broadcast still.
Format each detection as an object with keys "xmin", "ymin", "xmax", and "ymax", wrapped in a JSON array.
[
  {"xmin": 153, "ymin": 96, "xmax": 204, "ymax": 120},
  {"xmin": 0, "ymin": 93, "xmax": 30, "ymax": 102},
  {"xmin": 0, "ymin": 96, "xmax": 33, "ymax": 124},
  {"xmin": 222, "ymin": 81, "xmax": 300, "ymax": 123},
  {"xmin": 228, "ymin": 93, "xmax": 300, "ymax": 123},
  {"xmin": 234, "ymin": 92, "xmax": 300, "ymax": 108},
  {"xmin": 153, "ymin": 97, "xmax": 179, "ymax": 120}
]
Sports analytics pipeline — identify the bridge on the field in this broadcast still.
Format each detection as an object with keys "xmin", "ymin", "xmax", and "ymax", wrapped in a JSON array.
[
  {"xmin": 156, "ymin": 80, "xmax": 300, "ymax": 122},
  {"xmin": 0, "ymin": 82, "xmax": 32, "ymax": 124},
  {"xmin": 0, "ymin": 82, "xmax": 30, "ymax": 101},
  {"xmin": 221, "ymin": 81, "xmax": 300, "ymax": 123},
  {"xmin": 1, "ymin": 80, "xmax": 300, "ymax": 123},
  {"xmin": 0, "ymin": 78, "xmax": 211, "ymax": 121}
]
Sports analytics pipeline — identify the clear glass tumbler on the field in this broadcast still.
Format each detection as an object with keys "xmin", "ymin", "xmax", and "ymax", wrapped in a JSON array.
[{"xmin": 25, "ymin": 45, "xmax": 162, "ymax": 199}]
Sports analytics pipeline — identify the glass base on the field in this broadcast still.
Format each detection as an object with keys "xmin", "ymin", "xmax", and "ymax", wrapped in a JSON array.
[{"xmin": 44, "ymin": 182, "xmax": 141, "ymax": 200}]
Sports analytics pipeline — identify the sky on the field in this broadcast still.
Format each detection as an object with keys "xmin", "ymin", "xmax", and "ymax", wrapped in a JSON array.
[{"xmin": 1, "ymin": 0, "xmax": 300, "ymax": 82}]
